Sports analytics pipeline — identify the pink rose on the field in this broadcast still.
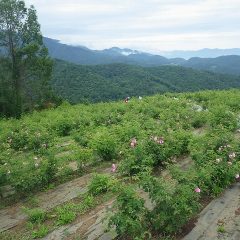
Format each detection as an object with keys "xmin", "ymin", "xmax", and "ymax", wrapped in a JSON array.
[
  {"xmin": 111, "ymin": 164, "xmax": 117, "ymax": 172},
  {"xmin": 195, "ymin": 187, "xmax": 201, "ymax": 193}
]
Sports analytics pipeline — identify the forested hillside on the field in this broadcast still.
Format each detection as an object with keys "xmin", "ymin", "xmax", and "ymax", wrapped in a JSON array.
[
  {"xmin": 183, "ymin": 55, "xmax": 240, "ymax": 75},
  {"xmin": 52, "ymin": 59, "xmax": 240, "ymax": 103}
]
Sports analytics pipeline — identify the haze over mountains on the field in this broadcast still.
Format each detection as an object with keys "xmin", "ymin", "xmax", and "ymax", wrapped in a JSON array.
[
  {"xmin": 44, "ymin": 37, "xmax": 240, "ymax": 76},
  {"xmin": 160, "ymin": 48, "xmax": 240, "ymax": 59}
]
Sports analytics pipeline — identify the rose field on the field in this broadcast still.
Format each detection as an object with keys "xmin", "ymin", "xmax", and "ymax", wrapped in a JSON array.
[{"xmin": 0, "ymin": 89, "xmax": 240, "ymax": 240}]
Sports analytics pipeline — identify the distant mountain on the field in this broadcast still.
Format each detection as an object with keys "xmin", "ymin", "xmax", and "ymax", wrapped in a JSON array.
[
  {"xmin": 43, "ymin": 37, "xmax": 177, "ymax": 66},
  {"xmin": 183, "ymin": 55, "xmax": 240, "ymax": 75},
  {"xmin": 43, "ymin": 37, "xmax": 240, "ymax": 75},
  {"xmin": 160, "ymin": 48, "xmax": 240, "ymax": 59},
  {"xmin": 43, "ymin": 37, "xmax": 114, "ymax": 65},
  {"xmin": 52, "ymin": 59, "xmax": 240, "ymax": 103}
]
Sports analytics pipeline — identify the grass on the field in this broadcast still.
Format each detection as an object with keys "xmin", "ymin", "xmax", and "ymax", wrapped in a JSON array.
[{"xmin": 217, "ymin": 225, "xmax": 226, "ymax": 233}]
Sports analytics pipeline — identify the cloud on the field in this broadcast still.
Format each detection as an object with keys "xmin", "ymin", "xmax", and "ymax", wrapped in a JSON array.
[{"xmin": 24, "ymin": 0, "xmax": 240, "ymax": 51}]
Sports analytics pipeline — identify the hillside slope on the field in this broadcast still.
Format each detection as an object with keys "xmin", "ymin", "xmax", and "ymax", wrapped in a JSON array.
[
  {"xmin": 183, "ymin": 55, "xmax": 240, "ymax": 75},
  {"xmin": 52, "ymin": 60, "xmax": 240, "ymax": 103}
]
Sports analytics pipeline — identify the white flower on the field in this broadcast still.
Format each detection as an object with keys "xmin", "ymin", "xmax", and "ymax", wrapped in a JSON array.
[
  {"xmin": 229, "ymin": 152, "xmax": 236, "ymax": 159},
  {"xmin": 35, "ymin": 163, "xmax": 39, "ymax": 168},
  {"xmin": 216, "ymin": 158, "xmax": 221, "ymax": 163},
  {"xmin": 42, "ymin": 143, "xmax": 47, "ymax": 148},
  {"xmin": 34, "ymin": 157, "xmax": 38, "ymax": 160},
  {"xmin": 7, "ymin": 170, "xmax": 11, "ymax": 174}
]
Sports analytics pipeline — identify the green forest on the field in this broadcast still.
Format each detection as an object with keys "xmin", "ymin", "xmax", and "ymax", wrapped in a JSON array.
[{"xmin": 52, "ymin": 59, "xmax": 240, "ymax": 103}]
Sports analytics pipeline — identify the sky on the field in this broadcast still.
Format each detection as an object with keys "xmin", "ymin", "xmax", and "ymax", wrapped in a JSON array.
[{"xmin": 24, "ymin": 0, "xmax": 240, "ymax": 53}]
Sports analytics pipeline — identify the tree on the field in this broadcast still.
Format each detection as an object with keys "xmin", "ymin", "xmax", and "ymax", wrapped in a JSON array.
[{"xmin": 0, "ymin": 0, "xmax": 53, "ymax": 117}]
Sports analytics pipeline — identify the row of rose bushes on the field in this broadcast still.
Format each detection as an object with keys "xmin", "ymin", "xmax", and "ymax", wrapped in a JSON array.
[
  {"xmin": 0, "ymin": 90, "xmax": 240, "ymax": 198},
  {"xmin": 109, "ymin": 127, "xmax": 240, "ymax": 239}
]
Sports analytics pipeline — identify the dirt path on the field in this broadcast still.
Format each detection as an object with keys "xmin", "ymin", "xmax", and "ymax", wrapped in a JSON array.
[
  {"xmin": 43, "ymin": 199, "xmax": 116, "ymax": 240},
  {"xmin": 176, "ymin": 155, "xmax": 194, "ymax": 171},
  {"xmin": 0, "ymin": 168, "xmax": 111, "ymax": 233},
  {"xmin": 183, "ymin": 182, "xmax": 240, "ymax": 240},
  {"xmin": 42, "ymin": 187, "xmax": 154, "ymax": 240}
]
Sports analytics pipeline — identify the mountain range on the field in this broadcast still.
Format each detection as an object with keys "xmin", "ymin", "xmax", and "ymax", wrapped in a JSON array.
[{"xmin": 44, "ymin": 37, "xmax": 240, "ymax": 75}]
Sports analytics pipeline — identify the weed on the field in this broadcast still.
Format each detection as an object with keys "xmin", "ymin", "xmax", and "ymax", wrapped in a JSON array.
[
  {"xmin": 217, "ymin": 225, "xmax": 226, "ymax": 233},
  {"xmin": 23, "ymin": 207, "xmax": 46, "ymax": 224},
  {"xmin": 56, "ymin": 203, "xmax": 77, "ymax": 225},
  {"xmin": 31, "ymin": 224, "xmax": 49, "ymax": 238}
]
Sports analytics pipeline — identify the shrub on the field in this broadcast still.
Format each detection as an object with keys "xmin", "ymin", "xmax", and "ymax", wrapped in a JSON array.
[
  {"xmin": 56, "ymin": 203, "xmax": 77, "ymax": 225},
  {"xmin": 23, "ymin": 208, "xmax": 46, "ymax": 224},
  {"xmin": 145, "ymin": 140, "xmax": 168, "ymax": 167},
  {"xmin": 77, "ymin": 194, "xmax": 95, "ymax": 213},
  {"xmin": 91, "ymin": 131, "xmax": 117, "ymax": 161},
  {"xmin": 147, "ymin": 180, "xmax": 200, "ymax": 234},
  {"xmin": 6, "ymin": 124, "xmax": 52, "ymax": 152},
  {"xmin": 9, "ymin": 152, "xmax": 57, "ymax": 195},
  {"xmin": 189, "ymin": 129, "xmax": 233, "ymax": 166},
  {"xmin": 52, "ymin": 118, "xmax": 75, "ymax": 136},
  {"xmin": 73, "ymin": 132, "xmax": 89, "ymax": 147},
  {"xmin": 119, "ymin": 144, "xmax": 154, "ymax": 176},
  {"xmin": 109, "ymin": 186, "xmax": 149, "ymax": 239},
  {"xmin": 74, "ymin": 149, "xmax": 94, "ymax": 173},
  {"xmin": 31, "ymin": 224, "xmax": 49, "ymax": 238},
  {"xmin": 210, "ymin": 107, "xmax": 237, "ymax": 131},
  {"xmin": 191, "ymin": 111, "xmax": 208, "ymax": 128},
  {"xmin": 88, "ymin": 174, "xmax": 117, "ymax": 196}
]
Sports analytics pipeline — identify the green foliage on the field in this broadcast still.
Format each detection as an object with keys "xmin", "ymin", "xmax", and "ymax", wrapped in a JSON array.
[
  {"xmin": 31, "ymin": 224, "xmax": 49, "ymax": 238},
  {"xmin": 109, "ymin": 186, "xmax": 149, "ymax": 239},
  {"xmin": 5, "ymin": 151, "xmax": 57, "ymax": 195},
  {"xmin": 119, "ymin": 144, "xmax": 154, "ymax": 176},
  {"xmin": 91, "ymin": 131, "xmax": 117, "ymax": 161},
  {"xmin": 56, "ymin": 203, "xmax": 77, "ymax": 226},
  {"xmin": 210, "ymin": 107, "xmax": 238, "ymax": 131},
  {"xmin": 52, "ymin": 60, "xmax": 240, "ymax": 104},
  {"xmin": 53, "ymin": 118, "xmax": 76, "ymax": 137},
  {"xmin": 5, "ymin": 123, "xmax": 52, "ymax": 152},
  {"xmin": 88, "ymin": 174, "xmax": 117, "ymax": 196},
  {"xmin": 1, "ymin": 89, "xmax": 240, "ymax": 239},
  {"xmin": 0, "ymin": 0, "xmax": 54, "ymax": 117},
  {"xmin": 23, "ymin": 207, "xmax": 46, "ymax": 224},
  {"xmin": 73, "ymin": 132, "xmax": 89, "ymax": 147},
  {"xmin": 140, "ymin": 174, "xmax": 200, "ymax": 234},
  {"xmin": 191, "ymin": 111, "xmax": 209, "ymax": 128},
  {"xmin": 217, "ymin": 225, "xmax": 226, "ymax": 233},
  {"xmin": 77, "ymin": 195, "xmax": 95, "ymax": 213}
]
